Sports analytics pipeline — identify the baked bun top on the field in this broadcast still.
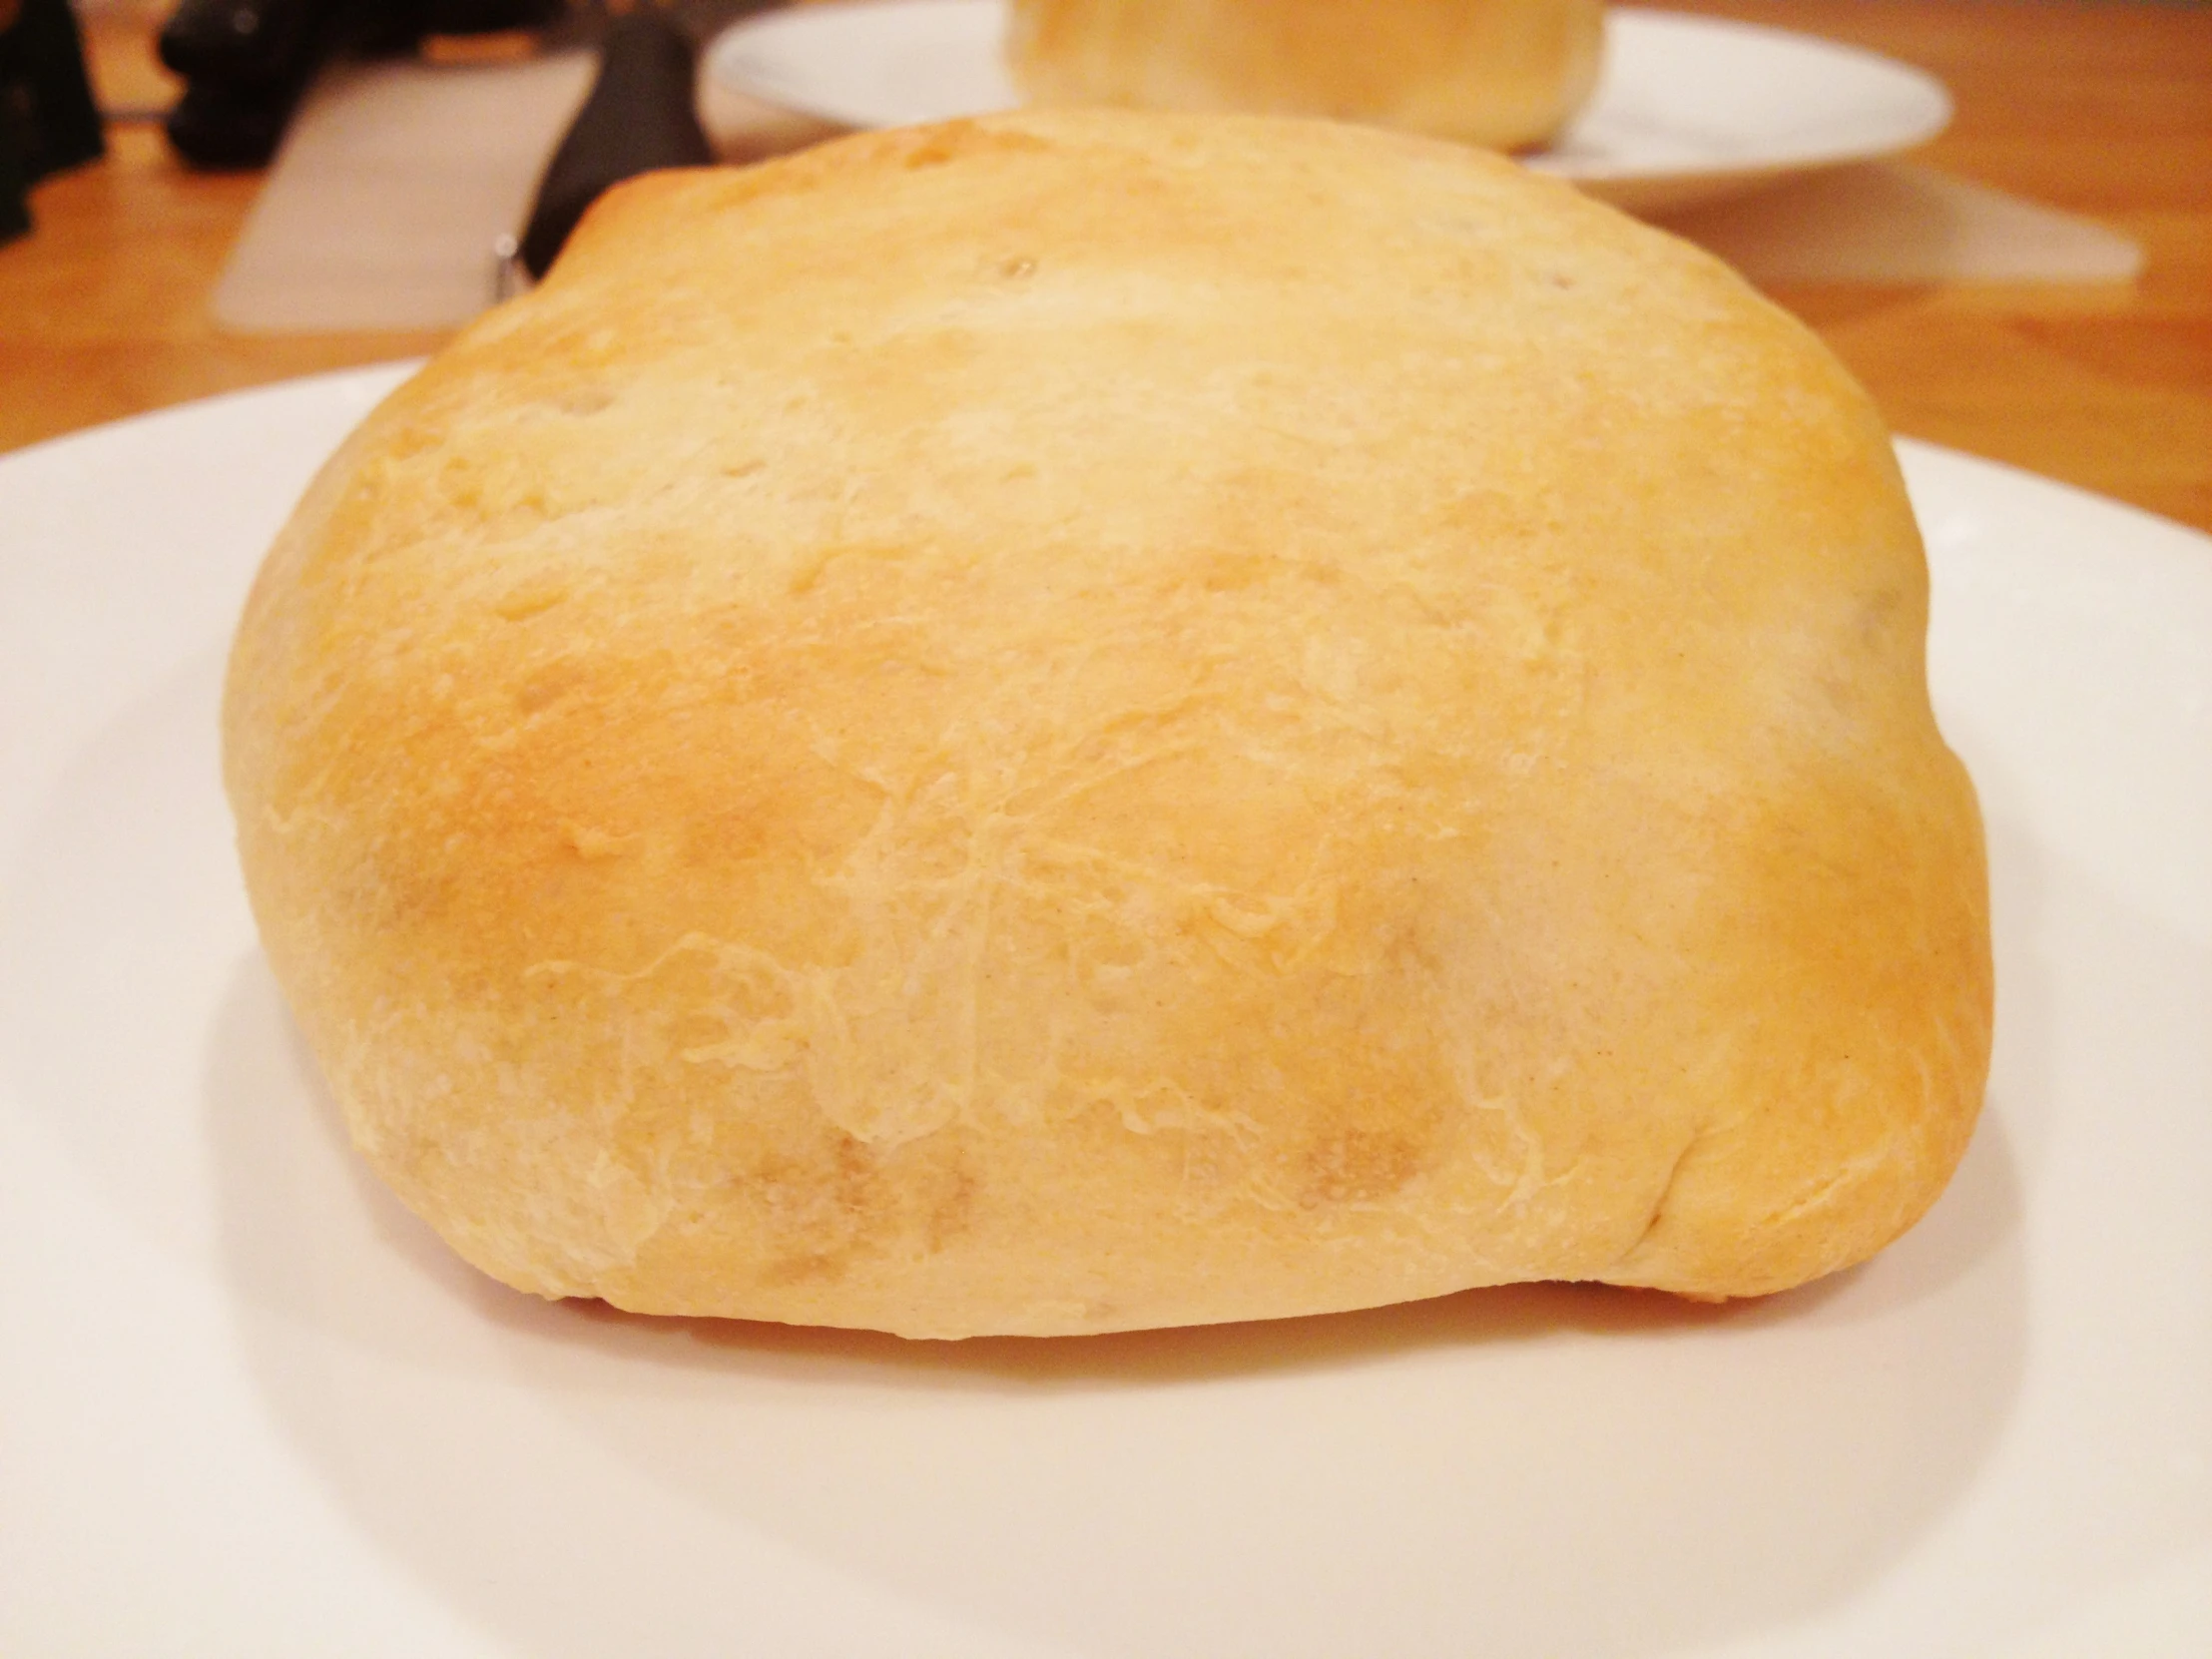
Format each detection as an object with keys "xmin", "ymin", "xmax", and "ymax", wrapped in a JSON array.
[
  {"xmin": 1006, "ymin": 0, "xmax": 1607, "ymax": 151},
  {"xmin": 224, "ymin": 111, "xmax": 1990, "ymax": 1339}
]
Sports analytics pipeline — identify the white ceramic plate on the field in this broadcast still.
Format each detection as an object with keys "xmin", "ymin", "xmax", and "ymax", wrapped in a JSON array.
[
  {"xmin": 704, "ymin": 0, "xmax": 1953, "ymax": 214},
  {"xmin": 4, "ymin": 367, "xmax": 2209, "ymax": 1657}
]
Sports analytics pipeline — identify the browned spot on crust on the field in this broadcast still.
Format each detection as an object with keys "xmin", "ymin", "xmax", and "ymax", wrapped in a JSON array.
[
  {"xmin": 516, "ymin": 658, "xmax": 589, "ymax": 716},
  {"xmin": 1300, "ymin": 1126, "xmax": 1424, "ymax": 1208},
  {"xmin": 760, "ymin": 1249, "xmax": 853, "ymax": 1288},
  {"xmin": 496, "ymin": 582, "xmax": 572, "ymax": 625},
  {"xmin": 753, "ymin": 1132, "xmax": 977, "ymax": 1289},
  {"xmin": 923, "ymin": 1163, "xmax": 978, "ymax": 1254}
]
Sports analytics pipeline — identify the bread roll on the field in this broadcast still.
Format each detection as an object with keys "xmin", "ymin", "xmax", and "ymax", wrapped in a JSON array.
[
  {"xmin": 1006, "ymin": 0, "xmax": 1605, "ymax": 152},
  {"xmin": 224, "ymin": 110, "xmax": 1991, "ymax": 1340}
]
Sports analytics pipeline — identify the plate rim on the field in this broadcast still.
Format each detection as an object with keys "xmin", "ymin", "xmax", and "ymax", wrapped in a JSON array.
[{"xmin": 701, "ymin": 0, "xmax": 1954, "ymax": 205}]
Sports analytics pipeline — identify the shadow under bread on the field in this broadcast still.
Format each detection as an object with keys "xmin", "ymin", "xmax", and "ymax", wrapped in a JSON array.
[
  {"xmin": 191, "ymin": 778, "xmax": 2043, "ymax": 1659},
  {"xmin": 0, "ymin": 619, "xmax": 2038, "ymax": 1659}
]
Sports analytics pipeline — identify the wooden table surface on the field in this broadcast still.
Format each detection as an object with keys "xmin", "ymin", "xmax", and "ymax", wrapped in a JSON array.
[{"xmin": 5, "ymin": 0, "xmax": 2210, "ymax": 534}]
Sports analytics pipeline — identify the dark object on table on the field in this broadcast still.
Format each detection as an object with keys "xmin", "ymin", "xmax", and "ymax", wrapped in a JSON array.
[
  {"xmin": 1, "ymin": 131, "xmax": 25, "ymax": 248},
  {"xmin": 508, "ymin": 0, "xmax": 780, "ymax": 282},
  {"xmin": 1, "ymin": 0, "xmax": 108, "ymax": 242},
  {"xmin": 163, "ymin": 76, "xmax": 299, "ymax": 168},
  {"xmin": 159, "ymin": 0, "xmax": 561, "ymax": 169},
  {"xmin": 515, "ymin": 11, "xmax": 710, "ymax": 280}
]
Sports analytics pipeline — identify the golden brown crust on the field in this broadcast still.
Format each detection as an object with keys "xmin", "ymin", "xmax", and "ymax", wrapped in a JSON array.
[
  {"xmin": 1005, "ymin": 0, "xmax": 1606, "ymax": 152},
  {"xmin": 223, "ymin": 111, "xmax": 1990, "ymax": 1338}
]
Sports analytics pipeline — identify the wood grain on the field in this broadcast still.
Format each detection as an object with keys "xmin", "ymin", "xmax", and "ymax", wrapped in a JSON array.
[{"xmin": 4, "ymin": 0, "xmax": 2209, "ymax": 534}]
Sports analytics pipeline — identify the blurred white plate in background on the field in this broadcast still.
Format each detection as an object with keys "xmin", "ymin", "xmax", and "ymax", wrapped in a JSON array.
[
  {"xmin": 704, "ymin": 0, "xmax": 1953, "ymax": 214},
  {"xmin": 4, "ymin": 367, "xmax": 2209, "ymax": 1656}
]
